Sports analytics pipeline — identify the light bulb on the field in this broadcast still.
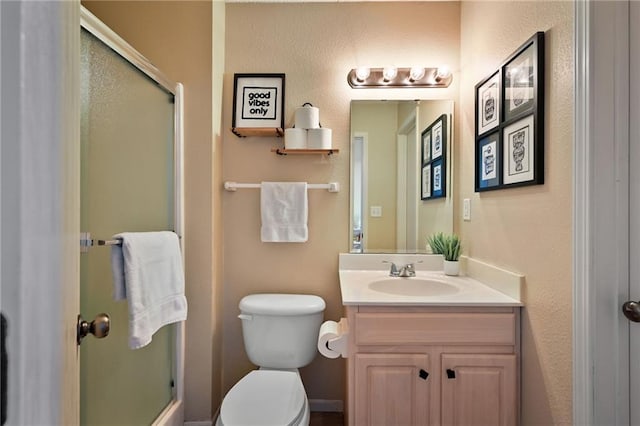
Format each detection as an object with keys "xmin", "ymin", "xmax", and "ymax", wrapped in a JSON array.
[
  {"xmin": 435, "ymin": 66, "xmax": 451, "ymax": 81},
  {"xmin": 382, "ymin": 66, "xmax": 398, "ymax": 82},
  {"xmin": 355, "ymin": 67, "xmax": 370, "ymax": 82},
  {"xmin": 409, "ymin": 67, "xmax": 426, "ymax": 82}
]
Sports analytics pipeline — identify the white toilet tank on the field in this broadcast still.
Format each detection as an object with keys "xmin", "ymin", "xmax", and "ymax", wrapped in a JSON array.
[{"xmin": 239, "ymin": 294, "xmax": 326, "ymax": 369}]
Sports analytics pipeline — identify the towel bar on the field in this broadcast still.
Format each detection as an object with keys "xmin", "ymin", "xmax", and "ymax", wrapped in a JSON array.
[
  {"xmin": 224, "ymin": 181, "xmax": 340, "ymax": 193},
  {"xmin": 98, "ymin": 238, "xmax": 122, "ymax": 246},
  {"xmin": 80, "ymin": 232, "xmax": 182, "ymax": 251}
]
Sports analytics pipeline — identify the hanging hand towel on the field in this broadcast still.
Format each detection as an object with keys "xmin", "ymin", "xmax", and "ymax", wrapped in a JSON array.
[
  {"xmin": 261, "ymin": 182, "xmax": 308, "ymax": 242},
  {"xmin": 110, "ymin": 231, "xmax": 187, "ymax": 349}
]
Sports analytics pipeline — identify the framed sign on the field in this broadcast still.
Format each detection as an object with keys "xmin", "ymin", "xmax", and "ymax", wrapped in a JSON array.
[
  {"xmin": 421, "ymin": 114, "xmax": 447, "ymax": 201},
  {"xmin": 232, "ymin": 73, "xmax": 285, "ymax": 130},
  {"xmin": 474, "ymin": 32, "xmax": 544, "ymax": 191}
]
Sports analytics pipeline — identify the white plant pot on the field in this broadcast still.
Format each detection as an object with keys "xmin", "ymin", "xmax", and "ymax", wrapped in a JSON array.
[{"xmin": 443, "ymin": 260, "xmax": 459, "ymax": 276}]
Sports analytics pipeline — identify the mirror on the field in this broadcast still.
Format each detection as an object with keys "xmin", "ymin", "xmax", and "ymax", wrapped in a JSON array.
[{"xmin": 350, "ymin": 100, "xmax": 454, "ymax": 253}]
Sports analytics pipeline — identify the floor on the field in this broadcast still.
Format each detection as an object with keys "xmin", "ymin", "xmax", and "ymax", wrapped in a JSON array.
[{"xmin": 309, "ymin": 411, "xmax": 344, "ymax": 426}]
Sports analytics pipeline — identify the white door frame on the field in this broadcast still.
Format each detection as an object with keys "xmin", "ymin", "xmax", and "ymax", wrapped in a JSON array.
[
  {"xmin": 1, "ymin": 1, "xmax": 81, "ymax": 424},
  {"xmin": 574, "ymin": 1, "xmax": 631, "ymax": 424}
]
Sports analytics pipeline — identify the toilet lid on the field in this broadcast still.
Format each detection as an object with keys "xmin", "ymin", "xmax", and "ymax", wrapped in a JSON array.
[{"xmin": 221, "ymin": 370, "xmax": 306, "ymax": 426}]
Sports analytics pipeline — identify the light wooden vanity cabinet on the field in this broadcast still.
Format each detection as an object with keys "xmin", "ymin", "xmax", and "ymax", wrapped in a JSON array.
[{"xmin": 345, "ymin": 306, "xmax": 520, "ymax": 426}]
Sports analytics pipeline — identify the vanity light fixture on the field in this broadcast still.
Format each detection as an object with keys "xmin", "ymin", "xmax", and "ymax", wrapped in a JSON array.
[{"xmin": 347, "ymin": 66, "xmax": 453, "ymax": 88}]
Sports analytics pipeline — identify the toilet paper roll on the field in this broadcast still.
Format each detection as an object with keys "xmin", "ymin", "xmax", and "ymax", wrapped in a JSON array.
[
  {"xmin": 307, "ymin": 128, "xmax": 332, "ymax": 150},
  {"xmin": 284, "ymin": 128, "xmax": 308, "ymax": 149},
  {"xmin": 295, "ymin": 105, "xmax": 320, "ymax": 129},
  {"xmin": 317, "ymin": 319, "xmax": 348, "ymax": 359}
]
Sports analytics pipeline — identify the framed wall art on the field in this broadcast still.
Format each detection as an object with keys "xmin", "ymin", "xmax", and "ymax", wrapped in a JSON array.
[
  {"xmin": 232, "ymin": 73, "xmax": 285, "ymax": 134},
  {"xmin": 476, "ymin": 70, "xmax": 500, "ymax": 135},
  {"xmin": 474, "ymin": 31, "xmax": 544, "ymax": 192},
  {"xmin": 422, "ymin": 131, "xmax": 431, "ymax": 163},
  {"xmin": 421, "ymin": 165, "xmax": 431, "ymax": 199},
  {"xmin": 477, "ymin": 131, "xmax": 500, "ymax": 189},
  {"xmin": 421, "ymin": 114, "xmax": 448, "ymax": 200},
  {"xmin": 431, "ymin": 158, "xmax": 444, "ymax": 198}
]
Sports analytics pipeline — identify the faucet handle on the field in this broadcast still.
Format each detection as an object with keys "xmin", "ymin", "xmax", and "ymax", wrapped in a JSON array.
[{"xmin": 382, "ymin": 260, "xmax": 400, "ymax": 276}]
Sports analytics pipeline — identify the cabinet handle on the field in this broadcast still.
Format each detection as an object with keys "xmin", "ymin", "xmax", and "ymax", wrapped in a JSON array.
[
  {"xmin": 419, "ymin": 369, "xmax": 429, "ymax": 380},
  {"xmin": 446, "ymin": 369, "xmax": 456, "ymax": 379}
]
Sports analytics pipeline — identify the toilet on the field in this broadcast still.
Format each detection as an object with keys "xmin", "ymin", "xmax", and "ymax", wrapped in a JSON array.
[{"xmin": 216, "ymin": 293, "xmax": 326, "ymax": 426}]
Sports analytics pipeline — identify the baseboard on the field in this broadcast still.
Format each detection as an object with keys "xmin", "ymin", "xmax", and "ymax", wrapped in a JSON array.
[{"xmin": 309, "ymin": 399, "xmax": 344, "ymax": 412}]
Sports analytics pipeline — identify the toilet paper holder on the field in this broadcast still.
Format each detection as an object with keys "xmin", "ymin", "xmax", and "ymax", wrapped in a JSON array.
[{"xmin": 318, "ymin": 318, "xmax": 349, "ymax": 359}]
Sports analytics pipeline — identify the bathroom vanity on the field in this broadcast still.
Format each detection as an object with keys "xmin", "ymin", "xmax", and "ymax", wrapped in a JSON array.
[{"xmin": 339, "ymin": 254, "xmax": 523, "ymax": 426}]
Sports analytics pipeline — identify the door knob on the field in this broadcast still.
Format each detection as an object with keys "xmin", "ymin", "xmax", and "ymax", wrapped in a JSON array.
[
  {"xmin": 622, "ymin": 301, "xmax": 640, "ymax": 322},
  {"xmin": 77, "ymin": 313, "xmax": 110, "ymax": 345}
]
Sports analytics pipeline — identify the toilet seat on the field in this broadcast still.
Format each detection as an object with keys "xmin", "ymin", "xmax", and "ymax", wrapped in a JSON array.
[{"xmin": 220, "ymin": 370, "xmax": 307, "ymax": 426}]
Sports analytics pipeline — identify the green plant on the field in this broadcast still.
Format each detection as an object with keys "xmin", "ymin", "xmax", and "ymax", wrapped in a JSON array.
[
  {"xmin": 427, "ymin": 232, "xmax": 446, "ymax": 254},
  {"xmin": 442, "ymin": 234, "xmax": 462, "ymax": 261}
]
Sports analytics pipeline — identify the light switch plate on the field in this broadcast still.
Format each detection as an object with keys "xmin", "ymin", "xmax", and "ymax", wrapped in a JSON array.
[
  {"xmin": 463, "ymin": 198, "xmax": 471, "ymax": 221},
  {"xmin": 370, "ymin": 206, "xmax": 382, "ymax": 217}
]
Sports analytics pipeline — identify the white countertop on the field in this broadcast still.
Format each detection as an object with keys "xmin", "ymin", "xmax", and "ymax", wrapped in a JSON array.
[{"xmin": 339, "ymin": 269, "xmax": 523, "ymax": 307}]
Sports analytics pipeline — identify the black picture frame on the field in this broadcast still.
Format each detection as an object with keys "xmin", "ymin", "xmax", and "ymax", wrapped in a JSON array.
[
  {"xmin": 421, "ymin": 114, "xmax": 447, "ymax": 200},
  {"xmin": 474, "ymin": 32, "xmax": 544, "ymax": 192},
  {"xmin": 476, "ymin": 131, "xmax": 501, "ymax": 189},
  {"xmin": 476, "ymin": 70, "xmax": 501, "ymax": 136},
  {"xmin": 503, "ymin": 114, "xmax": 536, "ymax": 185},
  {"xmin": 422, "ymin": 130, "xmax": 431, "ymax": 163},
  {"xmin": 232, "ymin": 73, "xmax": 285, "ymax": 130},
  {"xmin": 431, "ymin": 158, "xmax": 444, "ymax": 198},
  {"xmin": 421, "ymin": 164, "xmax": 431, "ymax": 199}
]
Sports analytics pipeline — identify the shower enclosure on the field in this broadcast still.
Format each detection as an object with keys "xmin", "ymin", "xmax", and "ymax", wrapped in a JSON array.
[{"xmin": 80, "ymin": 8, "xmax": 184, "ymax": 425}]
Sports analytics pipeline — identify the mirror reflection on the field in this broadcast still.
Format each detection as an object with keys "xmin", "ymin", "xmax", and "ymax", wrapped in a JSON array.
[{"xmin": 350, "ymin": 100, "xmax": 454, "ymax": 253}]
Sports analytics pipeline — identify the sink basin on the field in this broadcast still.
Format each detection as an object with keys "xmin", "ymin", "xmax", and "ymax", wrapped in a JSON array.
[{"xmin": 368, "ymin": 278, "xmax": 460, "ymax": 296}]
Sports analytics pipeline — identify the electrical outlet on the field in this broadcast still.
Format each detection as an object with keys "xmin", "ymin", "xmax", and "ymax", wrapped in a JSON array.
[{"xmin": 463, "ymin": 198, "xmax": 471, "ymax": 221}]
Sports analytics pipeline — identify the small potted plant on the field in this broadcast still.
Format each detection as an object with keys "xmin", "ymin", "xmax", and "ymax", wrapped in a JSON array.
[
  {"xmin": 426, "ymin": 232, "xmax": 446, "ymax": 255},
  {"xmin": 442, "ymin": 233, "xmax": 462, "ymax": 276}
]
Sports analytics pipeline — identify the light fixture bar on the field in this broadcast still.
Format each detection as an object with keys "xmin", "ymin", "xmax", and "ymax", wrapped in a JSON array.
[{"xmin": 347, "ymin": 67, "xmax": 452, "ymax": 88}]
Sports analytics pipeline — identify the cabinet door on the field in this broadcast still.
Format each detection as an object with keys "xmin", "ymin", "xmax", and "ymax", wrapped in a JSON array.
[
  {"xmin": 441, "ymin": 354, "xmax": 517, "ymax": 426},
  {"xmin": 355, "ymin": 353, "xmax": 432, "ymax": 426}
]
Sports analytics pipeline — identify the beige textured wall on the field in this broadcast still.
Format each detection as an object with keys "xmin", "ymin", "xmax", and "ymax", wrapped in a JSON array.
[
  {"xmin": 82, "ymin": 1, "xmax": 221, "ymax": 421},
  {"xmin": 459, "ymin": 2, "xmax": 573, "ymax": 424},
  {"xmin": 223, "ymin": 2, "xmax": 460, "ymax": 402}
]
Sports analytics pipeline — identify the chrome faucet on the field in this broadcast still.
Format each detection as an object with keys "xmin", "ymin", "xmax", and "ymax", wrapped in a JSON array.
[{"xmin": 383, "ymin": 261, "xmax": 416, "ymax": 277}]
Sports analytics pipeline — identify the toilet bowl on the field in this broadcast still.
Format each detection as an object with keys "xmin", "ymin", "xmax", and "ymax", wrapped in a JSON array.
[
  {"xmin": 217, "ymin": 294, "xmax": 325, "ymax": 426},
  {"xmin": 216, "ymin": 370, "xmax": 309, "ymax": 426}
]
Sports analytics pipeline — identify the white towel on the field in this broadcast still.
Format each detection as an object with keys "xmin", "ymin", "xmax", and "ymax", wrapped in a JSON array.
[
  {"xmin": 110, "ymin": 231, "xmax": 187, "ymax": 349},
  {"xmin": 260, "ymin": 182, "xmax": 308, "ymax": 242}
]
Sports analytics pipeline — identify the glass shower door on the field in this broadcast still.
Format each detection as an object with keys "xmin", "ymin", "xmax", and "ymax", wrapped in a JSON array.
[{"xmin": 80, "ymin": 28, "xmax": 176, "ymax": 425}]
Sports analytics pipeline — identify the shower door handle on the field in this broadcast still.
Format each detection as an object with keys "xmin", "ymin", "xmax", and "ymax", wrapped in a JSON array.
[
  {"xmin": 77, "ymin": 313, "xmax": 110, "ymax": 345},
  {"xmin": 622, "ymin": 301, "xmax": 640, "ymax": 322}
]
